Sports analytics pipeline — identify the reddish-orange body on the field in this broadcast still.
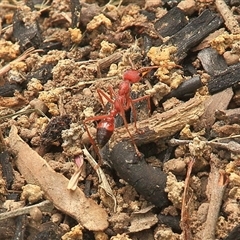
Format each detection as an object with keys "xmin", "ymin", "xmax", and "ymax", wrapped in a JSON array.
[
  {"xmin": 84, "ymin": 67, "xmax": 157, "ymax": 160},
  {"xmin": 96, "ymin": 69, "xmax": 142, "ymax": 147}
]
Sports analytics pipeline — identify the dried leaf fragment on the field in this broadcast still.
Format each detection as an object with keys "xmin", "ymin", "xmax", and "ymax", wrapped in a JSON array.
[
  {"xmin": 8, "ymin": 126, "xmax": 109, "ymax": 231},
  {"xmin": 129, "ymin": 209, "xmax": 158, "ymax": 232},
  {"xmin": 83, "ymin": 147, "xmax": 117, "ymax": 212}
]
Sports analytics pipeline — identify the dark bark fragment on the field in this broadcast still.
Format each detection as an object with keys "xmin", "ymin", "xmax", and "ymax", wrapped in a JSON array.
[
  {"xmin": 0, "ymin": 151, "xmax": 14, "ymax": 189},
  {"xmin": 167, "ymin": 9, "xmax": 224, "ymax": 63},
  {"xmin": 106, "ymin": 141, "xmax": 170, "ymax": 208},
  {"xmin": 224, "ymin": 225, "xmax": 240, "ymax": 240},
  {"xmin": 39, "ymin": 115, "xmax": 71, "ymax": 156},
  {"xmin": 13, "ymin": 1, "xmax": 42, "ymax": 51},
  {"xmin": 70, "ymin": 0, "xmax": 82, "ymax": 28},
  {"xmin": 0, "ymin": 219, "xmax": 16, "ymax": 239},
  {"xmin": 158, "ymin": 214, "xmax": 181, "ymax": 233},
  {"xmin": 0, "ymin": 83, "xmax": 22, "ymax": 97},
  {"xmin": 208, "ymin": 63, "xmax": 240, "ymax": 94},
  {"xmin": 197, "ymin": 88, "xmax": 233, "ymax": 131},
  {"xmin": 197, "ymin": 47, "xmax": 228, "ymax": 75},
  {"xmin": 13, "ymin": 215, "xmax": 27, "ymax": 240},
  {"xmin": 162, "ymin": 75, "xmax": 202, "ymax": 101},
  {"xmin": 40, "ymin": 115, "xmax": 71, "ymax": 146},
  {"xmin": 154, "ymin": 7, "xmax": 188, "ymax": 38},
  {"xmin": 26, "ymin": 64, "xmax": 54, "ymax": 85}
]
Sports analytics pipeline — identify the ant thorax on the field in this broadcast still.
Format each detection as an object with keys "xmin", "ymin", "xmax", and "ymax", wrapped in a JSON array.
[{"xmin": 118, "ymin": 80, "xmax": 131, "ymax": 96}]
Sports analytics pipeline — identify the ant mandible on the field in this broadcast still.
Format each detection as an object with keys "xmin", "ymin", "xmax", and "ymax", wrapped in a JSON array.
[{"xmin": 84, "ymin": 66, "xmax": 158, "ymax": 161}]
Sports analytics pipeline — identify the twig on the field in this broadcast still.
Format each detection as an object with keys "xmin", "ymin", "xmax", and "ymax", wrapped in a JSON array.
[
  {"xmin": 169, "ymin": 135, "xmax": 240, "ymax": 154},
  {"xmin": 97, "ymin": 52, "xmax": 122, "ymax": 70},
  {"xmin": 0, "ymin": 200, "xmax": 53, "ymax": 221},
  {"xmin": 13, "ymin": 215, "xmax": 27, "ymax": 240},
  {"xmin": 0, "ymin": 47, "xmax": 42, "ymax": 77},
  {"xmin": 0, "ymin": 4, "xmax": 18, "ymax": 9},
  {"xmin": 0, "ymin": 128, "xmax": 6, "ymax": 152},
  {"xmin": 110, "ymin": 94, "xmax": 207, "ymax": 146},
  {"xmin": 83, "ymin": 146, "xmax": 117, "ymax": 212},
  {"xmin": 181, "ymin": 158, "xmax": 195, "ymax": 240},
  {"xmin": 0, "ymin": 108, "xmax": 49, "ymax": 121},
  {"xmin": 200, "ymin": 154, "xmax": 229, "ymax": 240},
  {"xmin": 215, "ymin": 0, "xmax": 240, "ymax": 34}
]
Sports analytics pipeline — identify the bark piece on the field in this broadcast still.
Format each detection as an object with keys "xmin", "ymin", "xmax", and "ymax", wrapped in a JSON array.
[
  {"xmin": 39, "ymin": 115, "xmax": 71, "ymax": 156},
  {"xmin": 0, "ymin": 94, "xmax": 28, "ymax": 108},
  {"xmin": 167, "ymin": 9, "xmax": 223, "ymax": 62},
  {"xmin": 8, "ymin": 126, "xmax": 109, "ymax": 231},
  {"xmin": 110, "ymin": 94, "xmax": 207, "ymax": 146},
  {"xmin": 13, "ymin": 215, "xmax": 27, "ymax": 240},
  {"xmin": 162, "ymin": 75, "xmax": 202, "ymax": 101},
  {"xmin": 208, "ymin": 63, "xmax": 240, "ymax": 94},
  {"xmin": 215, "ymin": 108, "xmax": 240, "ymax": 124},
  {"xmin": 0, "ymin": 82, "xmax": 22, "ymax": 97},
  {"xmin": 13, "ymin": 2, "xmax": 42, "ymax": 51},
  {"xmin": 129, "ymin": 210, "xmax": 158, "ymax": 232},
  {"xmin": 154, "ymin": 7, "xmax": 188, "ymax": 37},
  {"xmin": 107, "ymin": 141, "xmax": 169, "ymax": 208},
  {"xmin": 224, "ymin": 225, "xmax": 240, "ymax": 240},
  {"xmin": 0, "ymin": 151, "xmax": 14, "ymax": 189},
  {"xmin": 215, "ymin": 0, "xmax": 240, "ymax": 34},
  {"xmin": 97, "ymin": 52, "xmax": 122, "ymax": 71},
  {"xmin": 157, "ymin": 214, "xmax": 181, "ymax": 233},
  {"xmin": 197, "ymin": 47, "xmax": 228, "ymax": 76},
  {"xmin": 70, "ymin": 0, "xmax": 81, "ymax": 28},
  {"xmin": 200, "ymin": 154, "xmax": 228, "ymax": 240},
  {"xmin": 26, "ymin": 64, "xmax": 54, "ymax": 85},
  {"xmin": 197, "ymin": 88, "xmax": 233, "ymax": 131}
]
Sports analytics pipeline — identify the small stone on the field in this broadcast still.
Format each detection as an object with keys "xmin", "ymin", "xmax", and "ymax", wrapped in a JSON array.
[
  {"xmin": 29, "ymin": 207, "xmax": 42, "ymax": 223},
  {"xmin": 21, "ymin": 184, "xmax": 43, "ymax": 204},
  {"xmin": 223, "ymin": 51, "xmax": 239, "ymax": 65},
  {"xmin": 163, "ymin": 158, "xmax": 186, "ymax": 175}
]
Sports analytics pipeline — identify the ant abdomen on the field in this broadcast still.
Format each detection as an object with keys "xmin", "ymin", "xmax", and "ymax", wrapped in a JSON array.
[{"xmin": 96, "ymin": 119, "xmax": 114, "ymax": 148}]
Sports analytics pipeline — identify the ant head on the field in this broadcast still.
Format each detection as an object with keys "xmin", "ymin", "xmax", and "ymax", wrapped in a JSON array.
[{"xmin": 123, "ymin": 70, "xmax": 142, "ymax": 83}]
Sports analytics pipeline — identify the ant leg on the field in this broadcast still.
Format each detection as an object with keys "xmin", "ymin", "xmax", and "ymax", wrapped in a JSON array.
[
  {"xmin": 131, "ymin": 95, "xmax": 151, "ymax": 131},
  {"xmin": 118, "ymin": 106, "xmax": 141, "ymax": 157},
  {"xmin": 108, "ymin": 85, "xmax": 117, "ymax": 99},
  {"xmin": 97, "ymin": 89, "xmax": 114, "ymax": 112},
  {"xmin": 83, "ymin": 119, "xmax": 103, "ymax": 165},
  {"xmin": 132, "ymin": 95, "xmax": 151, "ymax": 114}
]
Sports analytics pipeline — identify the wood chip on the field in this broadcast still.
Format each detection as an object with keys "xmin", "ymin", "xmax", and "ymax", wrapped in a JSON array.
[{"xmin": 110, "ymin": 94, "xmax": 208, "ymax": 146}]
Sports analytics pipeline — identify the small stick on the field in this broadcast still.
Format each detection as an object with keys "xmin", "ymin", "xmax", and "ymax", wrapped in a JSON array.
[
  {"xmin": 215, "ymin": 0, "xmax": 240, "ymax": 34},
  {"xmin": 0, "ymin": 128, "xmax": 6, "ymax": 152},
  {"xmin": 0, "ymin": 47, "xmax": 42, "ymax": 77},
  {"xmin": 97, "ymin": 52, "xmax": 122, "ymax": 70},
  {"xmin": 0, "ymin": 108, "xmax": 49, "ymax": 121},
  {"xmin": 0, "ymin": 4, "xmax": 18, "ymax": 9},
  {"xmin": 0, "ymin": 200, "xmax": 53, "ymax": 221},
  {"xmin": 110, "ymin": 94, "xmax": 207, "ymax": 146},
  {"xmin": 13, "ymin": 215, "xmax": 27, "ymax": 240},
  {"xmin": 83, "ymin": 146, "xmax": 117, "ymax": 212},
  {"xmin": 200, "ymin": 154, "xmax": 229, "ymax": 240},
  {"xmin": 181, "ymin": 158, "xmax": 195, "ymax": 240},
  {"xmin": 169, "ymin": 136, "xmax": 240, "ymax": 154}
]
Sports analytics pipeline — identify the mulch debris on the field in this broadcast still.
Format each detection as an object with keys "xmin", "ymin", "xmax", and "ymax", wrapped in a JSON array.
[{"xmin": 0, "ymin": 0, "xmax": 240, "ymax": 239}]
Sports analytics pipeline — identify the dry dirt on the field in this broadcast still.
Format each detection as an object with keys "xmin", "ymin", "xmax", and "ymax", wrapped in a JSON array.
[{"xmin": 0, "ymin": 0, "xmax": 240, "ymax": 240}]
